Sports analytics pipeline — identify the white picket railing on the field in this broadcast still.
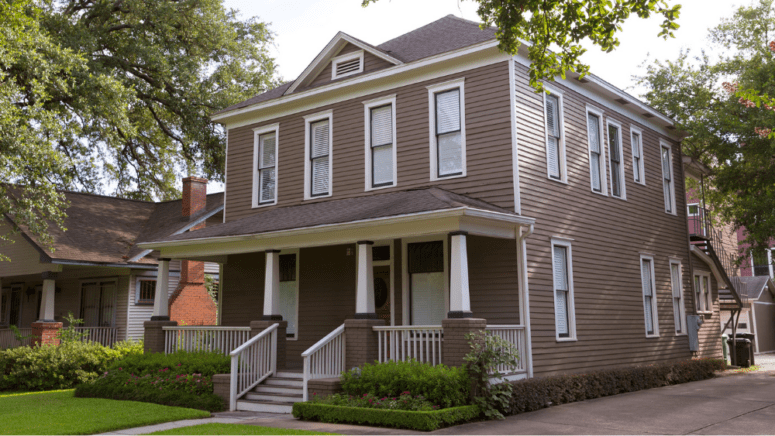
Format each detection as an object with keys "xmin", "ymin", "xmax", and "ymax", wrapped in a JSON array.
[
  {"xmin": 72, "ymin": 327, "xmax": 118, "ymax": 347},
  {"xmin": 0, "ymin": 328, "xmax": 33, "ymax": 349},
  {"xmin": 229, "ymin": 324, "xmax": 278, "ymax": 411},
  {"xmin": 162, "ymin": 326, "xmax": 251, "ymax": 355},
  {"xmin": 301, "ymin": 324, "xmax": 345, "ymax": 402},
  {"xmin": 485, "ymin": 325, "xmax": 526, "ymax": 374},
  {"xmin": 373, "ymin": 325, "xmax": 443, "ymax": 365}
]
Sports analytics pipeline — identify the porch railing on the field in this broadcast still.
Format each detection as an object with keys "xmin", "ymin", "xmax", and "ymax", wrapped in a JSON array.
[
  {"xmin": 162, "ymin": 326, "xmax": 251, "ymax": 355},
  {"xmin": 0, "ymin": 328, "xmax": 33, "ymax": 349},
  {"xmin": 301, "ymin": 324, "xmax": 345, "ymax": 402},
  {"xmin": 72, "ymin": 327, "xmax": 118, "ymax": 347},
  {"xmin": 373, "ymin": 325, "xmax": 443, "ymax": 365},
  {"xmin": 229, "ymin": 323, "xmax": 278, "ymax": 411},
  {"xmin": 485, "ymin": 325, "xmax": 527, "ymax": 374}
]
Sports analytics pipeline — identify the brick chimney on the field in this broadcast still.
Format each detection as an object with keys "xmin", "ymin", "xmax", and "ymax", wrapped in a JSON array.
[{"xmin": 169, "ymin": 176, "xmax": 217, "ymax": 326}]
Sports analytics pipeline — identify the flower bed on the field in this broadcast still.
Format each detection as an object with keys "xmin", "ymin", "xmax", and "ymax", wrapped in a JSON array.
[{"xmin": 292, "ymin": 402, "xmax": 480, "ymax": 431}]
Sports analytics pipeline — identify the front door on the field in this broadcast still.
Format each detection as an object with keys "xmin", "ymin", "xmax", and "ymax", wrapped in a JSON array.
[{"xmin": 374, "ymin": 266, "xmax": 391, "ymax": 323}]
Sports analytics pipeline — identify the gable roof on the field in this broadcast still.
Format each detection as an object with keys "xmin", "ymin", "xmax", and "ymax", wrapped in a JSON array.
[{"xmin": 735, "ymin": 276, "xmax": 775, "ymax": 301}]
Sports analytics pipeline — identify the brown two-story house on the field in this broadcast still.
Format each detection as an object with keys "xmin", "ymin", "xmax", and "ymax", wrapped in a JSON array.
[{"xmin": 141, "ymin": 16, "xmax": 698, "ymax": 413}]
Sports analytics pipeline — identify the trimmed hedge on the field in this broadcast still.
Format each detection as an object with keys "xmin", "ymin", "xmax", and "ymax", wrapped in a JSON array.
[
  {"xmin": 506, "ymin": 358, "xmax": 726, "ymax": 415},
  {"xmin": 292, "ymin": 402, "xmax": 480, "ymax": 431},
  {"xmin": 106, "ymin": 351, "xmax": 229, "ymax": 377}
]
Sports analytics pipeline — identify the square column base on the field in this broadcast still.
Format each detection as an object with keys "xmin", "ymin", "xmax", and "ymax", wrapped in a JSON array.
[
  {"xmin": 32, "ymin": 322, "xmax": 63, "ymax": 346},
  {"xmin": 441, "ymin": 318, "xmax": 486, "ymax": 368},
  {"xmin": 344, "ymin": 318, "xmax": 385, "ymax": 370},
  {"xmin": 250, "ymin": 320, "xmax": 288, "ymax": 370},
  {"xmin": 143, "ymin": 320, "xmax": 178, "ymax": 353}
]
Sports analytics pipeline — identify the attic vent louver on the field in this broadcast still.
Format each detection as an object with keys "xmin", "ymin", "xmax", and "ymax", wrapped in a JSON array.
[
  {"xmin": 331, "ymin": 50, "xmax": 364, "ymax": 80},
  {"xmin": 336, "ymin": 58, "xmax": 361, "ymax": 76}
]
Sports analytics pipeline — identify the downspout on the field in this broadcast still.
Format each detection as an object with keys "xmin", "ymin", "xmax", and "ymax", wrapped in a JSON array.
[{"xmin": 517, "ymin": 223, "xmax": 535, "ymax": 378}]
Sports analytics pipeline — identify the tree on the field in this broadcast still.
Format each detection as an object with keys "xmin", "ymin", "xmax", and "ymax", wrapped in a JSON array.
[
  {"xmin": 1, "ymin": 0, "xmax": 278, "ymax": 258},
  {"xmin": 637, "ymin": 0, "xmax": 775, "ymax": 258},
  {"xmin": 362, "ymin": 0, "xmax": 681, "ymax": 91}
]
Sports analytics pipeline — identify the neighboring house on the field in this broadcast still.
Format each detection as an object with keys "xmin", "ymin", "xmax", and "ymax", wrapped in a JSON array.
[
  {"xmin": 140, "ymin": 16, "xmax": 701, "ymax": 412},
  {"xmin": 735, "ymin": 226, "xmax": 775, "ymax": 354},
  {"xmin": 0, "ymin": 178, "xmax": 222, "ymax": 348}
]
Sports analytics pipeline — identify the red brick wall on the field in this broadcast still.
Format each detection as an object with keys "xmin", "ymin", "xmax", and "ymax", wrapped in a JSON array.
[{"xmin": 182, "ymin": 176, "xmax": 207, "ymax": 218}]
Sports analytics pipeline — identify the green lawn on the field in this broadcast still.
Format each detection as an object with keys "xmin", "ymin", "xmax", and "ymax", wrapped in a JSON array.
[
  {"xmin": 147, "ymin": 423, "xmax": 336, "ymax": 435},
  {"xmin": 0, "ymin": 390, "xmax": 210, "ymax": 435}
]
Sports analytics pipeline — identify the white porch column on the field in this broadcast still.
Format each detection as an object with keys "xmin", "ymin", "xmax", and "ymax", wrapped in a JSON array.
[
  {"xmin": 151, "ymin": 258, "xmax": 171, "ymax": 320},
  {"xmin": 38, "ymin": 272, "xmax": 57, "ymax": 321},
  {"xmin": 448, "ymin": 231, "xmax": 472, "ymax": 318},
  {"xmin": 355, "ymin": 241, "xmax": 376, "ymax": 318},
  {"xmin": 263, "ymin": 250, "xmax": 282, "ymax": 320}
]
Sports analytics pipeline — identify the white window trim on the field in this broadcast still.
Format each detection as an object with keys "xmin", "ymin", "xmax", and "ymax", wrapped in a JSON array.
[
  {"xmin": 694, "ymin": 271, "xmax": 712, "ymax": 314},
  {"xmin": 542, "ymin": 85, "xmax": 567, "ymax": 184},
  {"xmin": 630, "ymin": 126, "xmax": 645, "ymax": 185},
  {"xmin": 605, "ymin": 119, "xmax": 627, "ymax": 200},
  {"xmin": 551, "ymin": 237, "xmax": 577, "ymax": 342},
  {"xmin": 669, "ymin": 259, "xmax": 688, "ymax": 336},
  {"xmin": 303, "ymin": 110, "xmax": 334, "ymax": 200},
  {"xmin": 280, "ymin": 248, "xmax": 300, "ymax": 340},
  {"xmin": 427, "ymin": 78, "xmax": 467, "ymax": 181},
  {"xmin": 252, "ymin": 123, "xmax": 280, "ymax": 208},
  {"xmin": 363, "ymin": 94, "xmax": 398, "ymax": 191},
  {"xmin": 687, "ymin": 202, "xmax": 701, "ymax": 216},
  {"xmin": 640, "ymin": 254, "xmax": 660, "ymax": 338},
  {"xmin": 135, "ymin": 277, "xmax": 157, "ymax": 306},
  {"xmin": 585, "ymin": 105, "xmax": 608, "ymax": 196},
  {"xmin": 331, "ymin": 50, "xmax": 364, "ymax": 80},
  {"xmin": 749, "ymin": 247, "xmax": 774, "ymax": 278},
  {"xmin": 660, "ymin": 140, "xmax": 677, "ymax": 215},
  {"xmin": 401, "ymin": 235, "xmax": 449, "ymax": 326}
]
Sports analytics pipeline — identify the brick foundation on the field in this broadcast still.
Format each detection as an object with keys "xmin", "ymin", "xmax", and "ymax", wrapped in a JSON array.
[
  {"xmin": 250, "ymin": 320, "xmax": 287, "ymax": 370},
  {"xmin": 442, "ymin": 318, "xmax": 486, "ymax": 368},
  {"xmin": 307, "ymin": 377, "xmax": 343, "ymax": 400},
  {"xmin": 31, "ymin": 322, "xmax": 62, "ymax": 346},
  {"xmin": 144, "ymin": 320, "xmax": 178, "ymax": 353},
  {"xmin": 344, "ymin": 318, "xmax": 385, "ymax": 370},
  {"xmin": 213, "ymin": 373, "xmax": 231, "ymax": 410}
]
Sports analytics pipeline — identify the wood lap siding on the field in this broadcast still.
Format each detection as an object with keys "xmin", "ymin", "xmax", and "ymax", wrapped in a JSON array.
[
  {"xmin": 690, "ymin": 254, "xmax": 723, "ymax": 359},
  {"xmin": 468, "ymin": 235, "xmax": 520, "ymax": 324},
  {"xmin": 224, "ymin": 61, "xmax": 514, "ymax": 222},
  {"xmin": 513, "ymin": 61, "xmax": 694, "ymax": 375}
]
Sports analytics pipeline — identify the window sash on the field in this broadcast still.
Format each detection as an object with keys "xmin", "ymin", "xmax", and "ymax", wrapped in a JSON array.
[
  {"xmin": 661, "ymin": 146, "xmax": 673, "ymax": 212},
  {"xmin": 641, "ymin": 259, "xmax": 657, "ymax": 335},
  {"xmin": 587, "ymin": 114, "xmax": 603, "ymax": 192},
  {"xmin": 632, "ymin": 132, "xmax": 642, "ymax": 182},
  {"xmin": 435, "ymin": 89, "xmax": 463, "ymax": 177},
  {"xmin": 703, "ymin": 275, "xmax": 711, "ymax": 312},
  {"xmin": 546, "ymin": 95, "xmax": 562, "ymax": 180},
  {"xmin": 608, "ymin": 125, "xmax": 621, "ymax": 197},
  {"xmin": 137, "ymin": 280, "xmax": 156, "ymax": 305},
  {"xmin": 553, "ymin": 245, "xmax": 571, "ymax": 338},
  {"xmin": 370, "ymin": 104, "xmax": 394, "ymax": 187},
  {"xmin": 670, "ymin": 264, "xmax": 683, "ymax": 333},
  {"xmin": 258, "ymin": 132, "xmax": 277, "ymax": 204},
  {"xmin": 310, "ymin": 120, "xmax": 330, "ymax": 197}
]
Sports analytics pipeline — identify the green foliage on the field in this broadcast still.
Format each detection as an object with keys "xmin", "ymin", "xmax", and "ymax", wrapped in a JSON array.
[
  {"xmin": 147, "ymin": 423, "xmax": 335, "ymax": 435},
  {"xmin": 0, "ymin": 340, "xmax": 141, "ymax": 391},
  {"xmin": 106, "ymin": 350, "xmax": 229, "ymax": 377},
  {"xmin": 463, "ymin": 331, "xmax": 519, "ymax": 419},
  {"xmin": 57, "ymin": 312, "xmax": 89, "ymax": 344},
  {"xmin": 8, "ymin": 325, "xmax": 32, "ymax": 343},
  {"xmin": 311, "ymin": 392, "xmax": 439, "ymax": 411},
  {"xmin": 293, "ymin": 402, "xmax": 480, "ymax": 431},
  {"xmin": 506, "ymin": 358, "xmax": 726, "ymax": 415},
  {"xmin": 363, "ymin": 0, "xmax": 680, "ymax": 92},
  {"xmin": 340, "ymin": 360, "xmax": 469, "ymax": 408}
]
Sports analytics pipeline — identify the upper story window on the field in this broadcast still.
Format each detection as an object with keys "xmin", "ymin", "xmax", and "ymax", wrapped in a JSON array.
[
  {"xmin": 252, "ymin": 124, "xmax": 279, "ymax": 207},
  {"xmin": 543, "ymin": 87, "xmax": 566, "ymax": 182},
  {"xmin": 551, "ymin": 238, "xmax": 576, "ymax": 341},
  {"xmin": 363, "ymin": 95, "xmax": 397, "ymax": 191},
  {"xmin": 661, "ymin": 141, "xmax": 676, "ymax": 214},
  {"xmin": 586, "ymin": 106, "xmax": 607, "ymax": 195},
  {"xmin": 607, "ymin": 120, "xmax": 626, "ymax": 199},
  {"xmin": 631, "ymin": 127, "xmax": 645, "ymax": 184},
  {"xmin": 331, "ymin": 50, "xmax": 364, "ymax": 80},
  {"xmin": 640, "ymin": 255, "xmax": 659, "ymax": 337},
  {"xmin": 428, "ymin": 78, "xmax": 466, "ymax": 180},
  {"xmin": 304, "ymin": 111, "xmax": 333, "ymax": 199},
  {"xmin": 752, "ymin": 248, "xmax": 773, "ymax": 278},
  {"xmin": 670, "ymin": 260, "xmax": 687, "ymax": 335}
]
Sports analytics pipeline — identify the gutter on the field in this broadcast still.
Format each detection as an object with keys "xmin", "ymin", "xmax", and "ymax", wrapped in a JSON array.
[{"xmin": 47, "ymin": 259, "xmax": 158, "ymax": 269}]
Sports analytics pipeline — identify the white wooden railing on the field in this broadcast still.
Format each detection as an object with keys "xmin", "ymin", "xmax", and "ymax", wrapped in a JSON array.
[
  {"xmin": 373, "ymin": 325, "xmax": 443, "ymax": 365},
  {"xmin": 301, "ymin": 324, "xmax": 345, "ymax": 402},
  {"xmin": 0, "ymin": 328, "xmax": 33, "ymax": 349},
  {"xmin": 72, "ymin": 327, "xmax": 118, "ymax": 347},
  {"xmin": 229, "ymin": 324, "xmax": 278, "ymax": 411},
  {"xmin": 485, "ymin": 325, "xmax": 526, "ymax": 374},
  {"xmin": 163, "ymin": 326, "xmax": 251, "ymax": 355}
]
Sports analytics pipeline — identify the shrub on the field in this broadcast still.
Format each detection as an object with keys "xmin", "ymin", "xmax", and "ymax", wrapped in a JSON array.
[
  {"xmin": 340, "ymin": 360, "xmax": 469, "ymax": 408},
  {"xmin": 506, "ymin": 358, "xmax": 726, "ymax": 415},
  {"xmin": 311, "ymin": 392, "xmax": 440, "ymax": 411},
  {"xmin": 464, "ymin": 330, "xmax": 519, "ymax": 419},
  {"xmin": 292, "ymin": 402, "xmax": 480, "ymax": 431},
  {"xmin": 107, "ymin": 351, "xmax": 229, "ymax": 377}
]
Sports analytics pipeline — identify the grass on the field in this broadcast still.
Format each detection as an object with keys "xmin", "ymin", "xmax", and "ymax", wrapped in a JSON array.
[
  {"xmin": 0, "ymin": 390, "xmax": 210, "ymax": 435},
  {"xmin": 146, "ymin": 423, "xmax": 337, "ymax": 435}
]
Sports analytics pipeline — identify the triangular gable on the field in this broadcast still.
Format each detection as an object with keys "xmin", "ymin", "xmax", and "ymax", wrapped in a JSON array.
[{"xmin": 285, "ymin": 31, "xmax": 402, "ymax": 95}]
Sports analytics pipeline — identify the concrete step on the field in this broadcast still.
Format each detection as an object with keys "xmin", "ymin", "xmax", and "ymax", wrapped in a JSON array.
[
  {"xmin": 244, "ymin": 391, "xmax": 303, "ymax": 403},
  {"xmin": 236, "ymin": 399, "xmax": 294, "ymax": 414},
  {"xmin": 274, "ymin": 371, "xmax": 303, "ymax": 380},
  {"xmin": 252, "ymin": 384, "xmax": 304, "ymax": 395},
  {"xmin": 264, "ymin": 378, "xmax": 303, "ymax": 388}
]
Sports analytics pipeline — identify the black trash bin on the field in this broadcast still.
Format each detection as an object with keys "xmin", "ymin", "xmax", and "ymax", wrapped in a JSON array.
[
  {"xmin": 737, "ymin": 333, "xmax": 756, "ymax": 366},
  {"xmin": 727, "ymin": 337, "xmax": 752, "ymax": 367}
]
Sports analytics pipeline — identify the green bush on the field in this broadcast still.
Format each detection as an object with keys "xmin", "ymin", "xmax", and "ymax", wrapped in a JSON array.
[
  {"xmin": 507, "ymin": 358, "xmax": 726, "ymax": 415},
  {"xmin": 292, "ymin": 402, "xmax": 480, "ymax": 431},
  {"xmin": 311, "ymin": 392, "xmax": 439, "ymax": 411},
  {"xmin": 340, "ymin": 360, "xmax": 469, "ymax": 408},
  {"xmin": 106, "ymin": 350, "xmax": 229, "ymax": 377},
  {"xmin": 0, "ymin": 340, "xmax": 142, "ymax": 391}
]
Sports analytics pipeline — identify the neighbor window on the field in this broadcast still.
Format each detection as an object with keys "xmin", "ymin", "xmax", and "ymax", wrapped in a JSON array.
[
  {"xmin": 136, "ymin": 278, "xmax": 156, "ymax": 305},
  {"xmin": 670, "ymin": 260, "xmax": 687, "ymax": 334},
  {"xmin": 363, "ymin": 95, "xmax": 397, "ymax": 190},
  {"xmin": 428, "ymin": 79, "xmax": 466, "ymax": 180},
  {"xmin": 544, "ymin": 89, "xmax": 565, "ymax": 181},
  {"xmin": 641, "ymin": 256, "xmax": 659, "ymax": 337},
  {"xmin": 80, "ymin": 280, "xmax": 117, "ymax": 327},
  {"xmin": 279, "ymin": 252, "xmax": 299, "ymax": 339},
  {"xmin": 552, "ymin": 239, "xmax": 576, "ymax": 341},
  {"xmin": 304, "ymin": 111, "xmax": 333, "ymax": 199},
  {"xmin": 586, "ymin": 107, "xmax": 606, "ymax": 194},
  {"xmin": 693, "ymin": 273, "xmax": 712, "ymax": 313},
  {"xmin": 607, "ymin": 121, "xmax": 625, "ymax": 199},
  {"xmin": 631, "ymin": 127, "xmax": 645, "ymax": 184},
  {"xmin": 253, "ymin": 124, "xmax": 279, "ymax": 207},
  {"xmin": 661, "ymin": 142, "xmax": 675, "ymax": 214}
]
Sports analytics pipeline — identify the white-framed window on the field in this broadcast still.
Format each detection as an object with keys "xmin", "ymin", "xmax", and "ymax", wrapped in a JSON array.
[
  {"xmin": 427, "ymin": 78, "xmax": 466, "ymax": 180},
  {"xmin": 640, "ymin": 255, "xmax": 659, "ymax": 337},
  {"xmin": 363, "ymin": 95, "xmax": 397, "ymax": 191},
  {"xmin": 135, "ymin": 278, "xmax": 156, "ymax": 306},
  {"xmin": 252, "ymin": 123, "xmax": 279, "ymax": 207},
  {"xmin": 331, "ymin": 50, "xmax": 364, "ymax": 80},
  {"xmin": 279, "ymin": 250, "xmax": 299, "ymax": 339},
  {"xmin": 303, "ymin": 110, "xmax": 333, "ymax": 199},
  {"xmin": 606, "ymin": 120, "xmax": 626, "ymax": 199},
  {"xmin": 751, "ymin": 248, "xmax": 774, "ymax": 278},
  {"xmin": 694, "ymin": 272, "xmax": 711, "ymax": 313},
  {"xmin": 80, "ymin": 279, "xmax": 118, "ymax": 328},
  {"xmin": 669, "ymin": 259, "xmax": 687, "ymax": 335},
  {"xmin": 660, "ymin": 141, "xmax": 676, "ymax": 214},
  {"xmin": 631, "ymin": 126, "xmax": 645, "ymax": 184},
  {"xmin": 687, "ymin": 203, "xmax": 701, "ymax": 216},
  {"xmin": 543, "ymin": 86, "xmax": 566, "ymax": 182},
  {"xmin": 586, "ymin": 105, "xmax": 607, "ymax": 195},
  {"xmin": 551, "ymin": 238, "xmax": 576, "ymax": 341}
]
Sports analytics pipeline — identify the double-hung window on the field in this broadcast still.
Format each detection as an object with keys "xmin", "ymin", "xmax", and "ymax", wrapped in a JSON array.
[
  {"xmin": 364, "ymin": 95, "xmax": 397, "ymax": 190},
  {"xmin": 607, "ymin": 121, "xmax": 626, "ymax": 199},
  {"xmin": 304, "ymin": 111, "xmax": 333, "ymax": 199},
  {"xmin": 543, "ymin": 88, "xmax": 565, "ymax": 181},
  {"xmin": 586, "ymin": 107, "xmax": 607, "ymax": 194},
  {"xmin": 551, "ymin": 238, "xmax": 576, "ymax": 341},
  {"xmin": 428, "ymin": 79, "xmax": 466, "ymax": 180},
  {"xmin": 661, "ymin": 142, "xmax": 676, "ymax": 214},
  {"xmin": 694, "ymin": 272, "xmax": 711, "ymax": 312},
  {"xmin": 631, "ymin": 127, "xmax": 645, "ymax": 184},
  {"xmin": 253, "ymin": 124, "xmax": 279, "ymax": 207},
  {"xmin": 640, "ymin": 255, "xmax": 659, "ymax": 337},
  {"xmin": 670, "ymin": 260, "xmax": 687, "ymax": 334}
]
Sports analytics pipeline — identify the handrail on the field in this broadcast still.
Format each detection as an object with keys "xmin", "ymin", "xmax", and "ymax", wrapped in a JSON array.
[
  {"xmin": 302, "ymin": 324, "xmax": 345, "ymax": 402},
  {"xmin": 373, "ymin": 325, "xmax": 443, "ymax": 331},
  {"xmin": 230, "ymin": 323, "xmax": 278, "ymax": 356},
  {"xmin": 302, "ymin": 324, "xmax": 345, "ymax": 357},
  {"xmin": 229, "ymin": 323, "xmax": 278, "ymax": 411}
]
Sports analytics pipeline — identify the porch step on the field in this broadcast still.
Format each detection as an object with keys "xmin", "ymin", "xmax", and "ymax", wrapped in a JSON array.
[
  {"xmin": 252, "ymin": 385, "xmax": 303, "ymax": 395},
  {"xmin": 274, "ymin": 371, "xmax": 303, "ymax": 380},
  {"xmin": 236, "ymin": 399, "xmax": 293, "ymax": 414},
  {"xmin": 264, "ymin": 378, "xmax": 303, "ymax": 388},
  {"xmin": 235, "ymin": 371, "xmax": 305, "ymax": 413},
  {"xmin": 243, "ymin": 392, "xmax": 304, "ymax": 403}
]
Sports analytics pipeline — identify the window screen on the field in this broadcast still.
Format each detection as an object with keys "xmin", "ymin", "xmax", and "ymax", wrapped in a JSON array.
[{"xmin": 435, "ymin": 89, "xmax": 463, "ymax": 177}]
